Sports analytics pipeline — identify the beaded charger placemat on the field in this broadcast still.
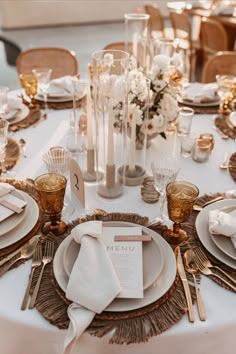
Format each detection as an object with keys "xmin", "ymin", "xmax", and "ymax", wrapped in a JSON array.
[
  {"xmin": 179, "ymin": 102, "xmax": 219, "ymax": 114},
  {"xmin": 0, "ymin": 137, "xmax": 21, "ymax": 173},
  {"xmin": 228, "ymin": 153, "xmax": 236, "ymax": 182},
  {"xmin": 8, "ymin": 108, "xmax": 41, "ymax": 132},
  {"xmin": 214, "ymin": 115, "xmax": 236, "ymax": 139},
  {"xmin": 31, "ymin": 214, "xmax": 196, "ymax": 345}
]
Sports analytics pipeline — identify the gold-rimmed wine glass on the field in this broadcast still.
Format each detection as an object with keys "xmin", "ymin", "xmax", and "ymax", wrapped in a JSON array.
[
  {"xmin": 34, "ymin": 173, "xmax": 67, "ymax": 236},
  {"xmin": 19, "ymin": 72, "xmax": 38, "ymax": 108},
  {"xmin": 163, "ymin": 181, "xmax": 199, "ymax": 245}
]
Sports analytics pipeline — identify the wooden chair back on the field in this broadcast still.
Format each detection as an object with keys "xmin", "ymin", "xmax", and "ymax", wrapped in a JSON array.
[
  {"xmin": 16, "ymin": 47, "xmax": 78, "ymax": 79},
  {"xmin": 201, "ymin": 51, "xmax": 236, "ymax": 83},
  {"xmin": 144, "ymin": 4, "xmax": 165, "ymax": 36},
  {"xmin": 201, "ymin": 18, "xmax": 228, "ymax": 64}
]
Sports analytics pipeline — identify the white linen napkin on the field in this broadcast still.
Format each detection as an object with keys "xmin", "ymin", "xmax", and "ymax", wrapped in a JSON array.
[
  {"xmin": 49, "ymin": 76, "xmax": 74, "ymax": 96},
  {"xmin": 0, "ymin": 183, "xmax": 27, "ymax": 222},
  {"xmin": 209, "ymin": 209, "xmax": 236, "ymax": 249},
  {"xmin": 0, "ymin": 183, "xmax": 15, "ymax": 197},
  {"xmin": 63, "ymin": 220, "xmax": 121, "ymax": 354},
  {"xmin": 182, "ymin": 83, "xmax": 218, "ymax": 103}
]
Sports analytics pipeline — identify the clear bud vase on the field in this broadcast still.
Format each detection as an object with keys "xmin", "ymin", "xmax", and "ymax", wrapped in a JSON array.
[
  {"xmin": 92, "ymin": 49, "xmax": 129, "ymax": 199},
  {"xmin": 124, "ymin": 13, "xmax": 150, "ymax": 72}
]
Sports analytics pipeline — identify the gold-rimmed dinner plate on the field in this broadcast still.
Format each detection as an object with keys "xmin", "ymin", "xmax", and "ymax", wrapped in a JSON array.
[
  {"xmin": 210, "ymin": 205, "xmax": 236, "ymax": 261},
  {"xmin": 0, "ymin": 190, "xmax": 27, "ymax": 236},
  {"xmin": 62, "ymin": 222, "xmax": 164, "ymax": 291},
  {"xmin": 0, "ymin": 191, "xmax": 39, "ymax": 249},
  {"xmin": 53, "ymin": 222, "xmax": 177, "ymax": 312},
  {"xmin": 7, "ymin": 104, "xmax": 30, "ymax": 125},
  {"xmin": 195, "ymin": 199, "xmax": 236, "ymax": 269}
]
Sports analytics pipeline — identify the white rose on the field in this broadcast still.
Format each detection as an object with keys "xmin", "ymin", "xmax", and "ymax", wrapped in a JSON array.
[
  {"xmin": 159, "ymin": 93, "xmax": 179, "ymax": 122},
  {"xmin": 153, "ymin": 55, "xmax": 170, "ymax": 73}
]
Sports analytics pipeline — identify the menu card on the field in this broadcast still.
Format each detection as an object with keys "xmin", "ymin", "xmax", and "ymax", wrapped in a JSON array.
[
  {"xmin": 0, "ymin": 193, "xmax": 27, "ymax": 222},
  {"xmin": 102, "ymin": 226, "xmax": 143, "ymax": 299}
]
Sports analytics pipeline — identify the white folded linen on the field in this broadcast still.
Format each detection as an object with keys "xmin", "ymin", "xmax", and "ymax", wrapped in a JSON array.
[
  {"xmin": 209, "ymin": 209, "xmax": 236, "ymax": 249},
  {"xmin": 6, "ymin": 96, "xmax": 22, "ymax": 111},
  {"xmin": 63, "ymin": 220, "xmax": 121, "ymax": 354},
  {"xmin": 49, "ymin": 76, "xmax": 75, "ymax": 95},
  {"xmin": 212, "ymin": 5, "xmax": 234, "ymax": 16},
  {"xmin": 182, "ymin": 83, "xmax": 218, "ymax": 103},
  {"xmin": 0, "ymin": 183, "xmax": 15, "ymax": 197}
]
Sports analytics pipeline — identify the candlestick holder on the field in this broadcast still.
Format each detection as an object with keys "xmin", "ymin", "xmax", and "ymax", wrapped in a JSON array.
[
  {"xmin": 71, "ymin": 78, "xmax": 97, "ymax": 182},
  {"xmin": 92, "ymin": 49, "xmax": 129, "ymax": 199}
]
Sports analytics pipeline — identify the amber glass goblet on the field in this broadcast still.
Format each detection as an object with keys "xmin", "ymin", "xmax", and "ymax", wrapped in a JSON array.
[
  {"xmin": 34, "ymin": 173, "xmax": 67, "ymax": 236},
  {"xmin": 163, "ymin": 181, "xmax": 199, "ymax": 245},
  {"xmin": 20, "ymin": 73, "xmax": 38, "ymax": 108}
]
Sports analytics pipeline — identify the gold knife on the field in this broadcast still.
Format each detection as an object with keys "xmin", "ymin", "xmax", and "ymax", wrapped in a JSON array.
[
  {"xmin": 0, "ymin": 236, "xmax": 40, "ymax": 276},
  {"xmin": 176, "ymin": 246, "xmax": 195, "ymax": 322}
]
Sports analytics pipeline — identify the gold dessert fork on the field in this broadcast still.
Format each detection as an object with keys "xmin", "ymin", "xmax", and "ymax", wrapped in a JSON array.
[
  {"xmin": 21, "ymin": 244, "xmax": 42, "ymax": 310},
  {"xmin": 194, "ymin": 248, "xmax": 236, "ymax": 286},
  {"xmin": 29, "ymin": 240, "xmax": 54, "ymax": 309}
]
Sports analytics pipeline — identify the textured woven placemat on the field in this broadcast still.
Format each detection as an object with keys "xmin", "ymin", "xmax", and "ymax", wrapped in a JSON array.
[
  {"xmin": 35, "ymin": 96, "xmax": 86, "ymax": 110},
  {"xmin": 8, "ymin": 108, "xmax": 41, "ymax": 132},
  {"xmin": 0, "ymin": 137, "xmax": 21, "ymax": 172},
  {"xmin": 228, "ymin": 153, "xmax": 236, "ymax": 182},
  {"xmin": 179, "ymin": 102, "xmax": 219, "ymax": 114},
  {"xmin": 31, "ymin": 213, "xmax": 196, "ymax": 345},
  {"xmin": 182, "ymin": 193, "xmax": 236, "ymax": 291},
  {"xmin": 214, "ymin": 116, "xmax": 236, "ymax": 139}
]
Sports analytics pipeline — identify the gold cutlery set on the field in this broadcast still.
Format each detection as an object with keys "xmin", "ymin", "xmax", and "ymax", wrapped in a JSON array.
[{"xmin": 177, "ymin": 244, "xmax": 236, "ymax": 323}]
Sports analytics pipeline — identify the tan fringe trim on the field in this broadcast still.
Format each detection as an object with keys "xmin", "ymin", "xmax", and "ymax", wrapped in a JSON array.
[
  {"xmin": 228, "ymin": 152, "xmax": 236, "ymax": 182},
  {"xmin": 214, "ymin": 116, "xmax": 236, "ymax": 139},
  {"xmin": 8, "ymin": 108, "xmax": 41, "ymax": 132},
  {"xmin": 0, "ymin": 137, "xmax": 21, "ymax": 173},
  {"xmin": 179, "ymin": 102, "xmax": 219, "ymax": 114},
  {"xmin": 35, "ymin": 96, "xmax": 85, "ymax": 110}
]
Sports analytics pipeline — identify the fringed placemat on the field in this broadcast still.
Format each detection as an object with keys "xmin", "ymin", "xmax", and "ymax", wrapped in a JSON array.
[
  {"xmin": 182, "ymin": 193, "xmax": 236, "ymax": 292},
  {"xmin": 35, "ymin": 96, "xmax": 86, "ymax": 110},
  {"xmin": 0, "ymin": 137, "xmax": 21, "ymax": 172},
  {"xmin": 179, "ymin": 102, "xmax": 219, "ymax": 114},
  {"xmin": 0, "ymin": 178, "xmax": 42, "ymax": 260},
  {"xmin": 228, "ymin": 152, "xmax": 236, "ymax": 182},
  {"xmin": 214, "ymin": 116, "xmax": 236, "ymax": 139},
  {"xmin": 8, "ymin": 108, "xmax": 42, "ymax": 132},
  {"xmin": 31, "ymin": 212, "xmax": 197, "ymax": 345}
]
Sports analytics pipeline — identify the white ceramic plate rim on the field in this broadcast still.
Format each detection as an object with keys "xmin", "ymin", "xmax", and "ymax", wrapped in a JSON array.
[
  {"xmin": 178, "ymin": 97, "xmax": 219, "ymax": 107},
  {"xmin": 0, "ymin": 191, "xmax": 39, "ymax": 249},
  {"xmin": 8, "ymin": 104, "xmax": 30, "ymax": 125},
  {"xmin": 0, "ymin": 190, "xmax": 27, "ymax": 236},
  {"xmin": 53, "ymin": 221, "xmax": 176, "ymax": 312},
  {"xmin": 195, "ymin": 199, "xmax": 236, "ymax": 269},
  {"xmin": 210, "ymin": 205, "xmax": 236, "ymax": 261},
  {"xmin": 62, "ymin": 223, "xmax": 164, "ymax": 291},
  {"xmin": 36, "ymin": 93, "xmax": 73, "ymax": 103}
]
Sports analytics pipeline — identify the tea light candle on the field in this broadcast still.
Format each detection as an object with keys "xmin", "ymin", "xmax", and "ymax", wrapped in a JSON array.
[
  {"xmin": 107, "ymin": 101, "xmax": 114, "ymax": 166},
  {"xmin": 86, "ymin": 87, "xmax": 93, "ymax": 150}
]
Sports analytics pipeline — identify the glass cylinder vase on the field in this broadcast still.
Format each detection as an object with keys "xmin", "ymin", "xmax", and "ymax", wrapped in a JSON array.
[
  {"xmin": 92, "ymin": 49, "xmax": 129, "ymax": 199},
  {"xmin": 124, "ymin": 13, "xmax": 150, "ymax": 72}
]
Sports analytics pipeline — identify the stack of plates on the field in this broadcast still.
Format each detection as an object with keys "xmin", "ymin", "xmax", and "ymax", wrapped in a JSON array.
[
  {"xmin": 36, "ymin": 84, "xmax": 86, "ymax": 103},
  {"xmin": 5, "ymin": 104, "xmax": 29, "ymax": 125},
  {"xmin": 53, "ymin": 221, "xmax": 177, "ymax": 312},
  {"xmin": 179, "ymin": 83, "xmax": 220, "ymax": 107},
  {"xmin": 0, "ymin": 190, "xmax": 39, "ymax": 249},
  {"xmin": 195, "ymin": 199, "xmax": 236, "ymax": 269}
]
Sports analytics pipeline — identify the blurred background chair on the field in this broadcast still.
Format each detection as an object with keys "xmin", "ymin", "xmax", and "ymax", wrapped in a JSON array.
[
  {"xmin": 0, "ymin": 36, "xmax": 21, "ymax": 66},
  {"xmin": 169, "ymin": 11, "xmax": 201, "ymax": 81},
  {"xmin": 144, "ymin": 4, "xmax": 173, "ymax": 40},
  {"xmin": 16, "ymin": 47, "xmax": 78, "ymax": 79},
  {"xmin": 201, "ymin": 51, "xmax": 236, "ymax": 83},
  {"xmin": 201, "ymin": 18, "xmax": 228, "ymax": 66}
]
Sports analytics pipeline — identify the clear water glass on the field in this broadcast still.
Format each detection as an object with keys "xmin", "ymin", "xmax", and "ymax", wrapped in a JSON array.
[{"xmin": 32, "ymin": 68, "xmax": 52, "ymax": 114}]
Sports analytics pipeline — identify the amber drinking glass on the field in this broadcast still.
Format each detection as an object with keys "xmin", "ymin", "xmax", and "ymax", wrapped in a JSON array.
[
  {"xmin": 34, "ymin": 173, "xmax": 67, "ymax": 236},
  {"xmin": 163, "ymin": 181, "xmax": 199, "ymax": 245},
  {"xmin": 20, "ymin": 73, "xmax": 38, "ymax": 108}
]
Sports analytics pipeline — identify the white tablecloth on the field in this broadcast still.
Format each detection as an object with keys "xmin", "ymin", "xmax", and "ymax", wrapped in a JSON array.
[{"xmin": 0, "ymin": 106, "xmax": 235, "ymax": 354}]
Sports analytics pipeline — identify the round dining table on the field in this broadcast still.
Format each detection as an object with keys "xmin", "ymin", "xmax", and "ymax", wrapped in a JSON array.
[{"xmin": 0, "ymin": 101, "xmax": 235, "ymax": 354}]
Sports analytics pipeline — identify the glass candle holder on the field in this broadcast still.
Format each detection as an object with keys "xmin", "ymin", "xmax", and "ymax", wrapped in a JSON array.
[
  {"xmin": 192, "ymin": 138, "xmax": 212, "ymax": 163},
  {"xmin": 92, "ymin": 49, "xmax": 129, "ymax": 199},
  {"xmin": 125, "ymin": 13, "xmax": 150, "ymax": 72}
]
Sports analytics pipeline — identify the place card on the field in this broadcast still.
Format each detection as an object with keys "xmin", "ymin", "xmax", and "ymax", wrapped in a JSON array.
[
  {"xmin": 103, "ymin": 226, "xmax": 144, "ymax": 299},
  {"xmin": 69, "ymin": 158, "xmax": 85, "ymax": 208},
  {"xmin": 0, "ymin": 193, "xmax": 27, "ymax": 222}
]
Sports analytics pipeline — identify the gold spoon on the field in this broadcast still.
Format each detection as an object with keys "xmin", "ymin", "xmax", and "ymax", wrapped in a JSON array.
[{"xmin": 184, "ymin": 249, "xmax": 206, "ymax": 321}]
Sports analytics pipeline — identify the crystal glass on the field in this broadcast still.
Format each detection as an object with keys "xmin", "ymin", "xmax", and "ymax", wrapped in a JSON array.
[
  {"xmin": 0, "ymin": 86, "xmax": 9, "ymax": 119},
  {"xmin": 32, "ymin": 68, "xmax": 52, "ymax": 115},
  {"xmin": 34, "ymin": 173, "xmax": 67, "ymax": 235},
  {"xmin": 163, "ymin": 181, "xmax": 199, "ymax": 245},
  {"xmin": 92, "ymin": 49, "xmax": 129, "ymax": 199},
  {"xmin": 42, "ymin": 147, "xmax": 74, "ymax": 218},
  {"xmin": 154, "ymin": 38, "xmax": 175, "ymax": 57},
  {"xmin": 151, "ymin": 156, "xmax": 180, "ymax": 222},
  {"xmin": 177, "ymin": 107, "xmax": 194, "ymax": 136},
  {"xmin": 19, "ymin": 73, "xmax": 38, "ymax": 108},
  {"xmin": 125, "ymin": 13, "xmax": 150, "ymax": 71}
]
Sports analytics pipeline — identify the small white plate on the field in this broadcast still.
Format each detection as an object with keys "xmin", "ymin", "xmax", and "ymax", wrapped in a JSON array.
[
  {"xmin": 210, "ymin": 205, "xmax": 236, "ymax": 261},
  {"xmin": 0, "ymin": 191, "xmax": 39, "ymax": 249},
  {"xmin": 62, "ymin": 223, "xmax": 164, "ymax": 291},
  {"xmin": 0, "ymin": 190, "xmax": 27, "ymax": 236},
  {"xmin": 195, "ymin": 199, "xmax": 236, "ymax": 269},
  {"xmin": 53, "ymin": 222, "xmax": 176, "ymax": 312},
  {"xmin": 8, "ymin": 104, "xmax": 30, "ymax": 125}
]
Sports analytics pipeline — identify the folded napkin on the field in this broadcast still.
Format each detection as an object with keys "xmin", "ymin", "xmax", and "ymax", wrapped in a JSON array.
[
  {"xmin": 63, "ymin": 221, "xmax": 121, "ymax": 354},
  {"xmin": 209, "ymin": 209, "xmax": 236, "ymax": 249},
  {"xmin": 0, "ymin": 183, "xmax": 27, "ymax": 223},
  {"xmin": 49, "ymin": 76, "xmax": 75, "ymax": 96},
  {"xmin": 7, "ymin": 96, "xmax": 22, "ymax": 111},
  {"xmin": 182, "ymin": 83, "xmax": 218, "ymax": 103},
  {"xmin": 0, "ymin": 183, "xmax": 15, "ymax": 197}
]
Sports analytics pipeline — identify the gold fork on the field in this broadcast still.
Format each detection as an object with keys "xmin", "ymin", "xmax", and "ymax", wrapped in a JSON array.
[
  {"xmin": 21, "ymin": 245, "xmax": 42, "ymax": 310},
  {"xmin": 28, "ymin": 240, "xmax": 54, "ymax": 309},
  {"xmin": 193, "ymin": 255, "xmax": 236, "ymax": 292},
  {"xmin": 194, "ymin": 248, "xmax": 236, "ymax": 286}
]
